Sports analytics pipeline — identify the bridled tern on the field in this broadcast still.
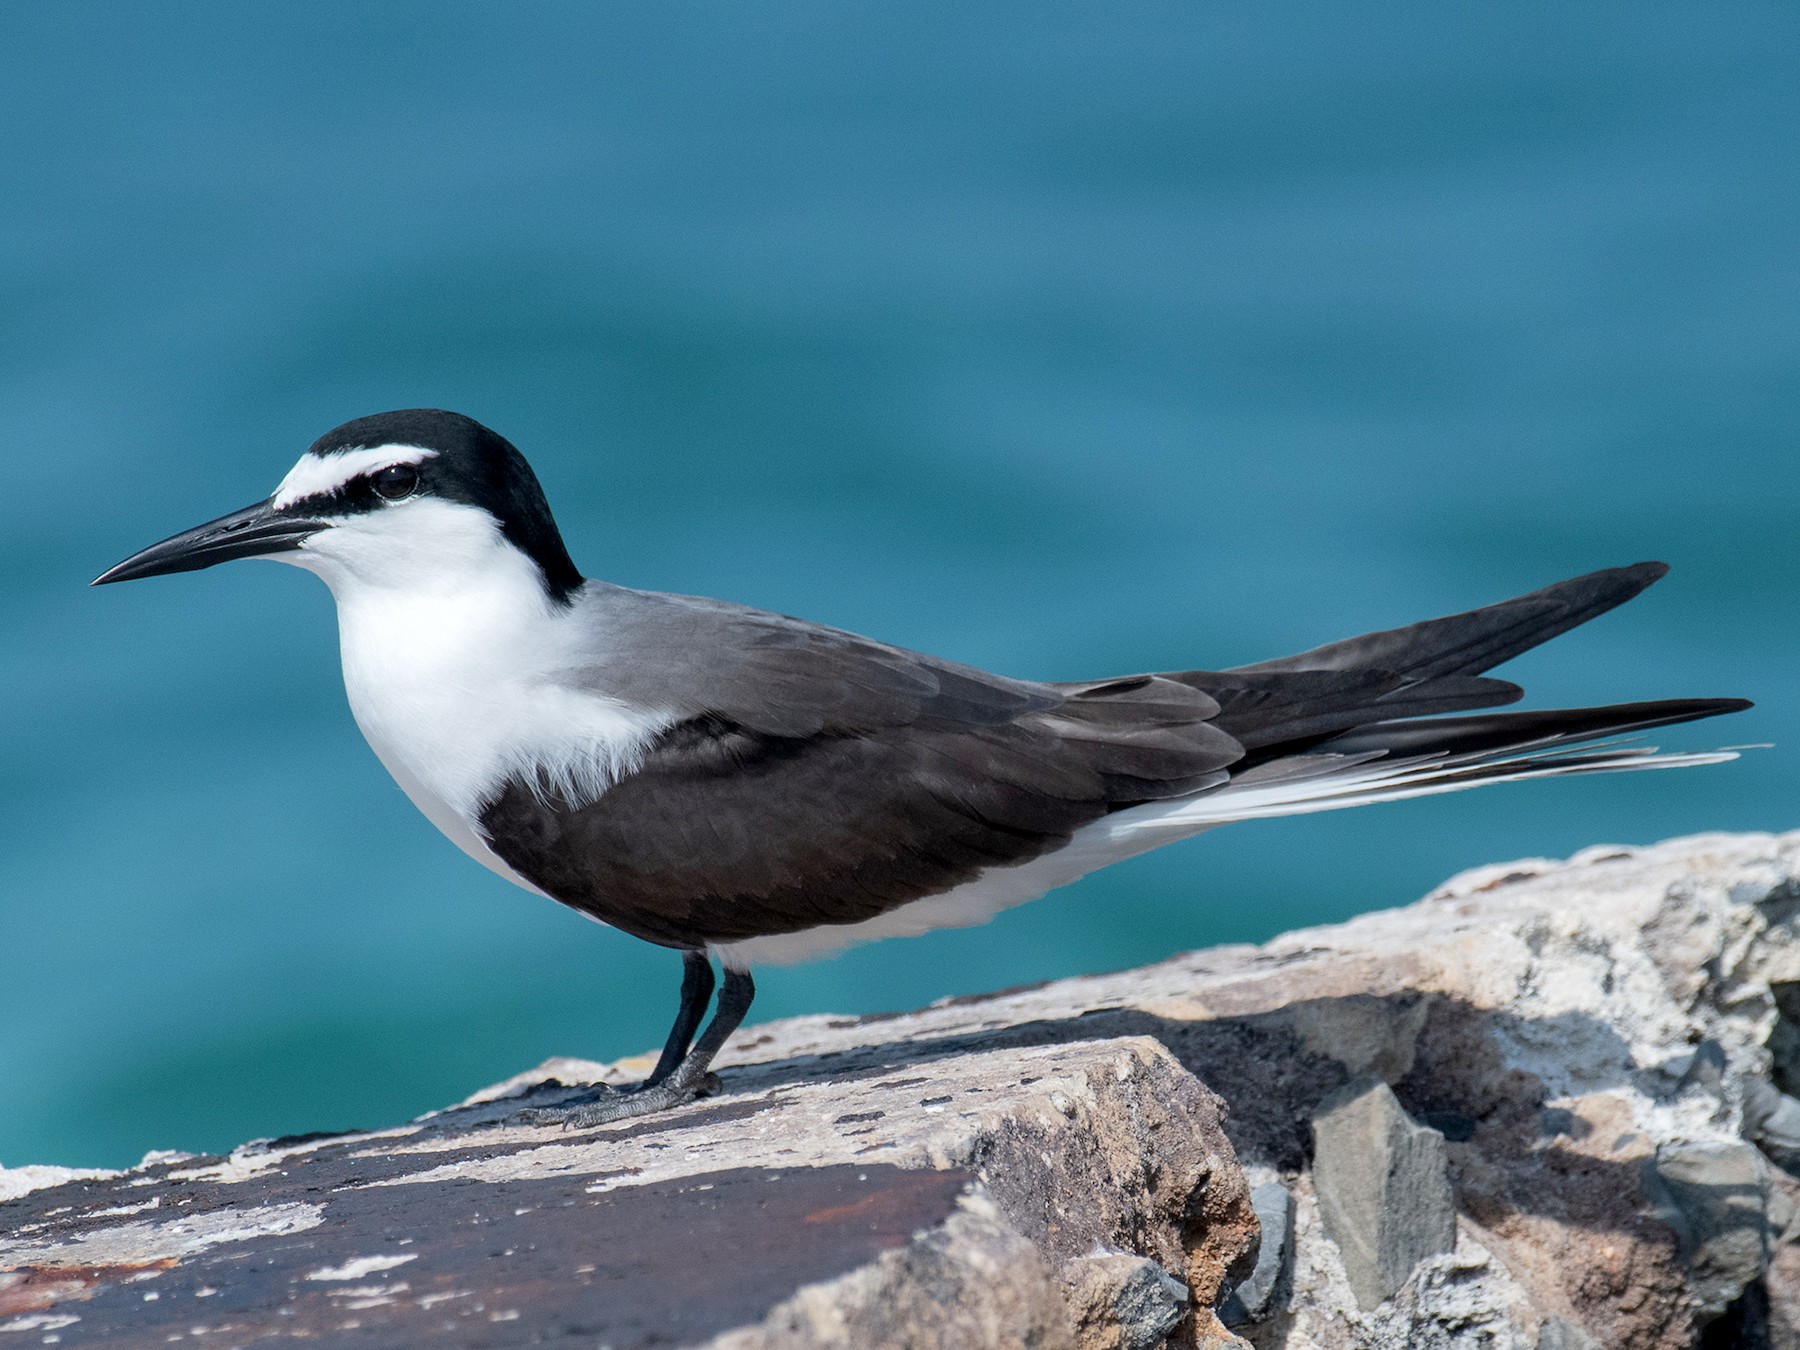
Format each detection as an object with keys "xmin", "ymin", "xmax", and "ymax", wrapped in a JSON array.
[{"xmin": 95, "ymin": 409, "xmax": 1752, "ymax": 1126}]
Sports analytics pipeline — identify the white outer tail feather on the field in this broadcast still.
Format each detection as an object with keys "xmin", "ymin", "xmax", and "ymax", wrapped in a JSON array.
[{"xmin": 1118, "ymin": 741, "xmax": 1743, "ymax": 833}]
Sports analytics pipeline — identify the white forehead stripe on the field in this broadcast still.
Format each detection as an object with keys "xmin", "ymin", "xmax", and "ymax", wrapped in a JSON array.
[{"xmin": 272, "ymin": 444, "xmax": 438, "ymax": 509}]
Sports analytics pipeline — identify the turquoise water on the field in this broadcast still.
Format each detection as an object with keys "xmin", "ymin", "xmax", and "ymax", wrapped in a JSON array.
[{"xmin": 2, "ymin": 1, "xmax": 1795, "ymax": 1169}]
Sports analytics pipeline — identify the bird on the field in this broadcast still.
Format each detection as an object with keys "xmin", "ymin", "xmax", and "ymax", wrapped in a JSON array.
[{"xmin": 95, "ymin": 408, "xmax": 1751, "ymax": 1127}]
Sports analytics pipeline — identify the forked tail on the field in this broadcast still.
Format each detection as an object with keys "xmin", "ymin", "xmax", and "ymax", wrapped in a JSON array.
[{"xmin": 1124, "ymin": 561, "xmax": 1753, "ymax": 833}]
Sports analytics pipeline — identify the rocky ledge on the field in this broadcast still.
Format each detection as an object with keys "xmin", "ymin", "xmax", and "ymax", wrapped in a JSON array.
[{"xmin": 8, "ymin": 830, "xmax": 1800, "ymax": 1349}]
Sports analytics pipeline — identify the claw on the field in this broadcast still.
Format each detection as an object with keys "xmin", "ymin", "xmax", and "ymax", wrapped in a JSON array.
[{"xmin": 505, "ymin": 1083, "xmax": 625, "ymax": 1128}]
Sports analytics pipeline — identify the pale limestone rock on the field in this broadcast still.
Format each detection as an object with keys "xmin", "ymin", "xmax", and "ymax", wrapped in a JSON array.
[
  {"xmin": 1535, "ymin": 1318, "xmax": 1604, "ymax": 1350},
  {"xmin": 1361, "ymin": 1240, "xmax": 1541, "ymax": 1350}
]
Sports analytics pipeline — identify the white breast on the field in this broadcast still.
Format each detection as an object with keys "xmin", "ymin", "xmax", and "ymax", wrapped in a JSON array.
[{"xmin": 273, "ymin": 499, "xmax": 673, "ymax": 891}]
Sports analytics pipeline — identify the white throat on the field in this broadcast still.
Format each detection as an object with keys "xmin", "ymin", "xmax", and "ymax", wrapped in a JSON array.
[{"xmin": 272, "ymin": 498, "xmax": 672, "ymax": 889}]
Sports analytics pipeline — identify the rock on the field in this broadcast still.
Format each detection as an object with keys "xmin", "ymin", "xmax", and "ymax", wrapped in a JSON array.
[
  {"xmin": 1361, "ymin": 1240, "xmax": 1539, "ymax": 1350},
  {"xmin": 1056, "ymin": 1252, "xmax": 1190, "ymax": 1350},
  {"xmin": 1764, "ymin": 1181, "xmax": 1800, "ymax": 1350},
  {"xmin": 715, "ymin": 1194, "xmax": 1075, "ymax": 1350},
  {"xmin": 0, "ymin": 1037, "xmax": 1254, "ymax": 1349},
  {"xmin": 1289, "ymin": 994, "xmax": 1431, "ymax": 1084},
  {"xmin": 0, "ymin": 1165, "xmax": 115, "ymax": 1205},
  {"xmin": 1535, "ymin": 1315, "xmax": 1604, "ymax": 1350},
  {"xmin": 1675, "ymin": 1038, "xmax": 1729, "ymax": 1098},
  {"xmin": 1310, "ymin": 1076, "xmax": 1457, "ymax": 1309},
  {"xmin": 1220, "ymin": 1178, "xmax": 1292, "ymax": 1323},
  {"xmin": 1769, "ymin": 981, "xmax": 1800, "ymax": 1097},
  {"xmin": 1745, "ymin": 1077, "xmax": 1800, "ymax": 1175},
  {"xmin": 13, "ymin": 829, "xmax": 1800, "ymax": 1347},
  {"xmin": 1648, "ymin": 1139, "xmax": 1770, "ymax": 1319}
]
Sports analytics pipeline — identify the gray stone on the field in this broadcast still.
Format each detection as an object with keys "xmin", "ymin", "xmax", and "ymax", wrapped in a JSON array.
[
  {"xmin": 1289, "ymin": 994, "xmax": 1430, "ymax": 1083},
  {"xmin": 1055, "ymin": 1253, "xmax": 1189, "ymax": 1350},
  {"xmin": 1358, "ymin": 1244, "xmax": 1538, "ymax": 1350},
  {"xmin": 1770, "ymin": 981, "xmax": 1800, "ymax": 1098},
  {"xmin": 1650, "ymin": 1139, "xmax": 1770, "ymax": 1319},
  {"xmin": 1765, "ymin": 1203, "xmax": 1800, "ymax": 1350},
  {"xmin": 1221, "ymin": 1180, "xmax": 1293, "ymax": 1323},
  {"xmin": 1675, "ymin": 1038, "xmax": 1728, "ymax": 1097},
  {"xmin": 1745, "ymin": 1077, "xmax": 1800, "ymax": 1175},
  {"xmin": 1311, "ymin": 1076, "xmax": 1457, "ymax": 1310},
  {"xmin": 1536, "ymin": 1316, "xmax": 1604, "ymax": 1350},
  {"xmin": 1771, "ymin": 1184, "xmax": 1800, "ymax": 1242}
]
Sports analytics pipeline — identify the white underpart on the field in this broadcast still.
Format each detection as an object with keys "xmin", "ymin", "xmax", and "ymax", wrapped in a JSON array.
[
  {"xmin": 711, "ymin": 813, "xmax": 1220, "ymax": 968},
  {"xmin": 271, "ymin": 496, "xmax": 673, "ymax": 892},
  {"xmin": 714, "ymin": 740, "xmax": 1740, "ymax": 967},
  {"xmin": 272, "ymin": 443, "xmax": 440, "ymax": 509}
]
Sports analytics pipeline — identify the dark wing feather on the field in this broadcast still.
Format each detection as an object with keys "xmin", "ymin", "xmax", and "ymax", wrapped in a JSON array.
[
  {"xmin": 1228, "ymin": 562, "xmax": 1668, "ymax": 681},
  {"xmin": 484, "ymin": 586, "xmax": 1244, "ymax": 947}
]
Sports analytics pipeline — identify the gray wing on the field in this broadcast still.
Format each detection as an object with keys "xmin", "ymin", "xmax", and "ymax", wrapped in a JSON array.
[
  {"xmin": 558, "ymin": 584, "xmax": 1078, "ymax": 735},
  {"xmin": 479, "ymin": 585, "xmax": 1245, "ymax": 947}
]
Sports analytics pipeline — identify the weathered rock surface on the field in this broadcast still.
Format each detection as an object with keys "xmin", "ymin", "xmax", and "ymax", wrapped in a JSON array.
[
  {"xmin": 11, "ymin": 829, "xmax": 1800, "ymax": 1348},
  {"xmin": 1310, "ymin": 1076, "xmax": 1457, "ymax": 1309},
  {"xmin": 0, "ymin": 1038, "xmax": 1253, "ymax": 1349},
  {"xmin": 1221, "ymin": 1178, "xmax": 1293, "ymax": 1324}
]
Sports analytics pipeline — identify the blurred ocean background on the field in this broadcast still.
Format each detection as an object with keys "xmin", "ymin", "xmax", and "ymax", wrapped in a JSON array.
[{"xmin": 2, "ymin": 1, "xmax": 1795, "ymax": 1169}]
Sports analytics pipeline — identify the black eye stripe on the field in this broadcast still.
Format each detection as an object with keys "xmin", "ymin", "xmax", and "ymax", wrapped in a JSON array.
[{"xmin": 372, "ymin": 464, "xmax": 421, "ymax": 501}]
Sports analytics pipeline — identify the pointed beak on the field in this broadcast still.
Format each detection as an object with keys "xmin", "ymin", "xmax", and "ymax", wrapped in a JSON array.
[{"xmin": 92, "ymin": 500, "xmax": 332, "ymax": 586}]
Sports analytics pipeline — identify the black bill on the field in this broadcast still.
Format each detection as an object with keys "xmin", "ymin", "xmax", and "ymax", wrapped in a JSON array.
[{"xmin": 92, "ymin": 500, "xmax": 331, "ymax": 586}]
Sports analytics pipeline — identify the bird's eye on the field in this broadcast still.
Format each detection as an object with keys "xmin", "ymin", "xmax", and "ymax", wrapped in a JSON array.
[{"xmin": 372, "ymin": 464, "xmax": 420, "ymax": 501}]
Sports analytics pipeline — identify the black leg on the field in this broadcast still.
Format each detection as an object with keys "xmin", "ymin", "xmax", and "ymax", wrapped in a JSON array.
[
  {"xmin": 642, "ymin": 950, "xmax": 715, "ymax": 1089},
  {"xmin": 679, "ymin": 967, "xmax": 755, "ymax": 1081},
  {"xmin": 510, "ymin": 963, "xmax": 757, "ymax": 1130}
]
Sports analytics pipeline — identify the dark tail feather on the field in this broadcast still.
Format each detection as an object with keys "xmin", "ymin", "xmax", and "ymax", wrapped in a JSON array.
[
  {"xmin": 1185, "ymin": 669, "xmax": 1525, "ymax": 751},
  {"xmin": 1230, "ymin": 561, "xmax": 1671, "ymax": 681},
  {"xmin": 1312, "ymin": 696, "xmax": 1751, "ymax": 760}
]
